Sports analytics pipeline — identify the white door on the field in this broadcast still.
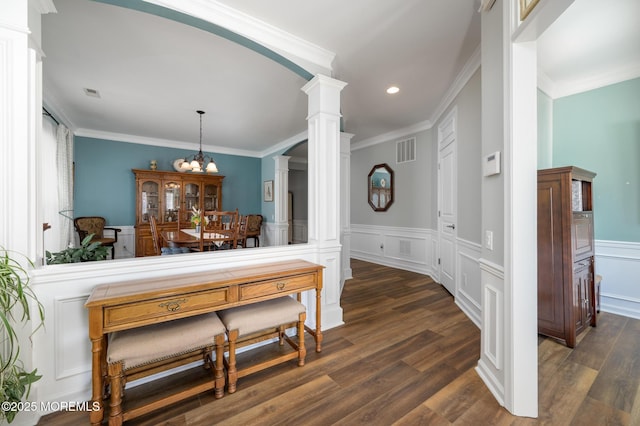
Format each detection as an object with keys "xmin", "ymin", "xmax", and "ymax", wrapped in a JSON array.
[{"xmin": 438, "ymin": 110, "xmax": 457, "ymax": 296}]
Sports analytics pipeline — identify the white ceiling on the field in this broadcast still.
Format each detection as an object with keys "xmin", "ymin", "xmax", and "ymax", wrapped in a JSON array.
[
  {"xmin": 42, "ymin": 0, "xmax": 639, "ymax": 157},
  {"xmin": 537, "ymin": 0, "xmax": 640, "ymax": 99}
]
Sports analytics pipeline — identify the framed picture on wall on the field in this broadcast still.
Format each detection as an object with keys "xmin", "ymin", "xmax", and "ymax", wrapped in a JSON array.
[
  {"xmin": 520, "ymin": 0, "xmax": 541, "ymax": 20},
  {"xmin": 264, "ymin": 180, "xmax": 274, "ymax": 202}
]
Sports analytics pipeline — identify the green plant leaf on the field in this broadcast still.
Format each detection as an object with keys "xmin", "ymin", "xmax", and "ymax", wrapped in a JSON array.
[
  {"xmin": 45, "ymin": 233, "xmax": 109, "ymax": 264},
  {"xmin": 0, "ymin": 248, "xmax": 44, "ymax": 423}
]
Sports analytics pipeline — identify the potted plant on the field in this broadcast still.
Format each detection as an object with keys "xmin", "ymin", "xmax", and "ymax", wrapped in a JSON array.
[
  {"xmin": 0, "ymin": 248, "xmax": 45, "ymax": 423},
  {"xmin": 45, "ymin": 234, "xmax": 108, "ymax": 264}
]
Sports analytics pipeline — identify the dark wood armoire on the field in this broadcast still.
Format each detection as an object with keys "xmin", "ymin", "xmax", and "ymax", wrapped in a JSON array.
[{"xmin": 537, "ymin": 166, "xmax": 597, "ymax": 348}]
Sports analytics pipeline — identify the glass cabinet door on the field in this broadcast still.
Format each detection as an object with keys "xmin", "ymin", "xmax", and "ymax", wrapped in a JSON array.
[
  {"xmin": 203, "ymin": 183, "xmax": 219, "ymax": 211},
  {"xmin": 163, "ymin": 181, "xmax": 181, "ymax": 223},
  {"xmin": 140, "ymin": 180, "xmax": 159, "ymax": 224},
  {"xmin": 183, "ymin": 181, "xmax": 201, "ymax": 221}
]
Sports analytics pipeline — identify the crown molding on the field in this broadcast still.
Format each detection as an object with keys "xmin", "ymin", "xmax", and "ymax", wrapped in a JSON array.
[
  {"xmin": 72, "ymin": 126, "xmax": 311, "ymax": 160},
  {"xmin": 30, "ymin": 0, "xmax": 57, "ymax": 14},
  {"xmin": 143, "ymin": 0, "xmax": 335, "ymax": 76},
  {"xmin": 478, "ymin": 0, "xmax": 497, "ymax": 12},
  {"xmin": 74, "ymin": 128, "xmax": 263, "ymax": 158},
  {"xmin": 429, "ymin": 44, "xmax": 481, "ymax": 125},
  {"xmin": 536, "ymin": 69, "xmax": 557, "ymax": 98},
  {"xmin": 350, "ymin": 119, "xmax": 432, "ymax": 152},
  {"xmin": 541, "ymin": 64, "xmax": 640, "ymax": 99},
  {"xmin": 42, "ymin": 92, "xmax": 77, "ymax": 131},
  {"xmin": 259, "ymin": 130, "xmax": 308, "ymax": 158}
]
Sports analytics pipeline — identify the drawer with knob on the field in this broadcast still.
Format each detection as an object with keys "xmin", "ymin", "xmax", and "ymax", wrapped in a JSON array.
[
  {"xmin": 103, "ymin": 287, "xmax": 230, "ymax": 331},
  {"xmin": 239, "ymin": 274, "xmax": 316, "ymax": 301}
]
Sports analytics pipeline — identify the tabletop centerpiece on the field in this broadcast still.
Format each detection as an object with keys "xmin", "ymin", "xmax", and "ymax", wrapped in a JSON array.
[{"xmin": 190, "ymin": 206, "xmax": 209, "ymax": 233}]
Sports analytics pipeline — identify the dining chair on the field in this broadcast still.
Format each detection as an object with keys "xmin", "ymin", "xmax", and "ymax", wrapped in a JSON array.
[
  {"xmin": 237, "ymin": 215, "xmax": 249, "ymax": 248},
  {"xmin": 201, "ymin": 209, "xmax": 240, "ymax": 251},
  {"xmin": 73, "ymin": 216, "xmax": 121, "ymax": 259},
  {"xmin": 149, "ymin": 215, "xmax": 162, "ymax": 256}
]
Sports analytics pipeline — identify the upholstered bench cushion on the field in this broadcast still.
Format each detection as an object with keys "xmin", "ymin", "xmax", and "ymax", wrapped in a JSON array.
[
  {"xmin": 218, "ymin": 296, "xmax": 305, "ymax": 337},
  {"xmin": 108, "ymin": 313, "xmax": 225, "ymax": 369}
]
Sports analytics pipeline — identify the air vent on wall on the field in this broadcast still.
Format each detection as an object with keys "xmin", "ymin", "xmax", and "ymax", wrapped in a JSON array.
[
  {"xmin": 83, "ymin": 88, "xmax": 101, "ymax": 98},
  {"xmin": 399, "ymin": 240, "xmax": 411, "ymax": 256},
  {"xmin": 396, "ymin": 137, "xmax": 416, "ymax": 164}
]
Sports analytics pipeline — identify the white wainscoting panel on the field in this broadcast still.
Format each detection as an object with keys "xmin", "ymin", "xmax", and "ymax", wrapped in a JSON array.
[
  {"xmin": 456, "ymin": 239, "xmax": 482, "ymax": 327},
  {"xmin": 595, "ymin": 240, "xmax": 640, "ymax": 320},
  {"xmin": 476, "ymin": 258, "xmax": 506, "ymax": 407},
  {"xmin": 351, "ymin": 224, "xmax": 434, "ymax": 276},
  {"xmin": 55, "ymin": 295, "xmax": 91, "ymax": 379},
  {"xmin": 351, "ymin": 225, "xmax": 482, "ymax": 327},
  {"xmin": 263, "ymin": 222, "xmax": 276, "ymax": 246},
  {"xmin": 293, "ymin": 219, "xmax": 308, "ymax": 244},
  {"xmin": 431, "ymin": 236, "xmax": 439, "ymax": 282},
  {"xmin": 112, "ymin": 225, "xmax": 135, "ymax": 259},
  {"xmin": 30, "ymin": 243, "xmax": 341, "ymax": 417}
]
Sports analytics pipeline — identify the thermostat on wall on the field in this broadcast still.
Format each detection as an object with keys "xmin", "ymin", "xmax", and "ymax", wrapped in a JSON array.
[{"xmin": 483, "ymin": 151, "xmax": 501, "ymax": 176}]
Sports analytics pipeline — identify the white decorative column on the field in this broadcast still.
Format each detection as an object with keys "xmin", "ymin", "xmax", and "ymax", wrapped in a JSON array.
[
  {"xmin": 272, "ymin": 155, "xmax": 290, "ymax": 246},
  {"xmin": 302, "ymin": 74, "xmax": 347, "ymax": 330},
  {"xmin": 340, "ymin": 132, "xmax": 354, "ymax": 290},
  {"xmin": 477, "ymin": 0, "xmax": 572, "ymax": 417},
  {"xmin": 1, "ymin": 2, "xmax": 51, "ymax": 424},
  {"xmin": 0, "ymin": 1, "xmax": 34, "ymax": 257}
]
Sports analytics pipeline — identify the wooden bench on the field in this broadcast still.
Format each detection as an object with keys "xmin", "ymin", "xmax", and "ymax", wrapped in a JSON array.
[
  {"xmin": 86, "ymin": 260, "xmax": 323, "ymax": 426},
  {"xmin": 106, "ymin": 313, "xmax": 226, "ymax": 425},
  {"xmin": 218, "ymin": 296, "xmax": 307, "ymax": 393}
]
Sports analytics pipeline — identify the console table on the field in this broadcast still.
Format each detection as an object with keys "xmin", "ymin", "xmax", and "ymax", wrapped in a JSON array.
[{"xmin": 85, "ymin": 259, "xmax": 324, "ymax": 425}]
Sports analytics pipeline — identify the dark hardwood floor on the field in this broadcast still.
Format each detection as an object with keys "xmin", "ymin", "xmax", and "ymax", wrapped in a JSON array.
[{"xmin": 41, "ymin": 259, "xmax": 640, "ymax": 425}]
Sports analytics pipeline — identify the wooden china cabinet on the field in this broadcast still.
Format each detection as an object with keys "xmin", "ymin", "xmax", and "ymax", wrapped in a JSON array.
[
  {"xmin": 537, "ymin": 166, "xmax": 596, "ymax": 348},
  {"xmin": 133, "ymin": 169, "xmax": 224, "ymax": 256}
]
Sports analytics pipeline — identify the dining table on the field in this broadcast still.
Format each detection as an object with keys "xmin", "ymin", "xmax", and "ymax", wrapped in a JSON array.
[{"xmin": 162, "ymin": 228, "xmax": 237, "ymax": 251}]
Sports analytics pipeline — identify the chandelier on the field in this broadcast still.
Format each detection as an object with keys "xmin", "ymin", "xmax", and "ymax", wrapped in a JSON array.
[{"xmin": 180, "ymin": 110, "xmax": 218, "ymax": 173}]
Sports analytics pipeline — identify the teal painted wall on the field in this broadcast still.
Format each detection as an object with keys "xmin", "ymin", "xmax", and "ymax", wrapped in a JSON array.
[
  {"xmin": 74, "ymin": 136, "xmax": 261, "ymax": 226},
  {"xmin": 552, "ymin": 77, "xmax": 640, "ymax": 242}
]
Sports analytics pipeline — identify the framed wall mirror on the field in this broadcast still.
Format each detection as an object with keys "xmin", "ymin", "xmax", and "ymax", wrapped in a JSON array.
[{"xmin": 368, "ymin": 163, "xmax": 394, "ymax": 211}]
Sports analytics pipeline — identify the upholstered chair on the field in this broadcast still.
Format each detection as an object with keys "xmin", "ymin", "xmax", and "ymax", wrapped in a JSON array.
[
  {"xmin": 73, "ymin": 216, "xmax": 121, "ymax": 258},
  {"xmin": 244, "ymin": 214, "xmax": 263, "ymax": 247}
]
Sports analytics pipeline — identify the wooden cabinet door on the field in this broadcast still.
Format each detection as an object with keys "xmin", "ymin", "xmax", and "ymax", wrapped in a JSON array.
[
  {"xmin": 139, "ymin": 233, "xmax": 157, "ymax": 257},
  {"xmin": 573, "ymin": 259, "xmax": 592, "ymax": 336},
  {"xmin": 203, "ymin": 182, "xmax": 220, "ymax": 211},
  {"xmin": 572, "ymin": 212, "xmax": 594, "ymax": 261},
  {"xmin": 183, "ymin": 180, "xmax": 202, "ymax": 220},
  {"xmin": 538, "ymin": 179, "xmax": 566, "ymax": 336},
  {"xmin": 135, "ymin": 225, "xmax": 157, "ymax": 257},
  {"xmin": 162, "ymin": 179, "xmax": 182, "ymax": 224},
  {"xmin": 137, "ymin": 179, "xmax": 161, "ymax": 225}
]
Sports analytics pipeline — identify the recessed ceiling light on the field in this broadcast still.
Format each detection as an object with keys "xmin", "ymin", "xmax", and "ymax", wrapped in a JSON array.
[{"xmin": 386, "ymin": 86, "xmax": 400, "ymax": 94}]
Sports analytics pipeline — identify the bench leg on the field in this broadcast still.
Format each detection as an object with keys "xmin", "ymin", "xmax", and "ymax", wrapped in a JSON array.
[
  {"xmin": 226, "ymin": 329, "xmax": 238, "ymax": 394},
  {"xmin": 214, "ymin": 334, "xmax": 225, "ymax": 399},
  {"xmin": 297, "ymin": 312, "xmax": 307, "ymax": 367},
  {"xmin": 107, "ymin": 362, "xmax": 124, "ymax": 426}
]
